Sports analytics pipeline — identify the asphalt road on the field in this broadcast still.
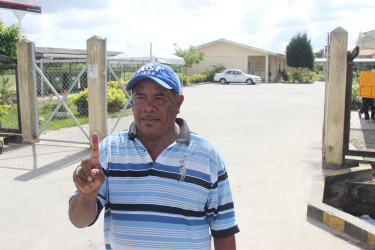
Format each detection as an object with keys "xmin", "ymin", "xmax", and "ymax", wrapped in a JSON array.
[{"xmin": 0, "ymin": 81, "xmax": 364, "ymax": 249}]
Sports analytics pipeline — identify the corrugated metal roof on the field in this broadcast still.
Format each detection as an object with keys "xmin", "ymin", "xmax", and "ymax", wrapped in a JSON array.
[{"xmin": 34, "ymin": 47, "xmax": 122, "ymax": 59}]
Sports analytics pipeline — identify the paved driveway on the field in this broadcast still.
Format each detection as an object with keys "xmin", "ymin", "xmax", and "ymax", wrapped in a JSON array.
[{"xmin": 0, "ymin": 81, "xmax": 363, "ymax": 249}]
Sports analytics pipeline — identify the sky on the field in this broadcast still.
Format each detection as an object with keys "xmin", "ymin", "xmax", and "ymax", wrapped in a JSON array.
[{"xmin": 0, "ymin": 0, "xmax": 374, "ymax": 55}]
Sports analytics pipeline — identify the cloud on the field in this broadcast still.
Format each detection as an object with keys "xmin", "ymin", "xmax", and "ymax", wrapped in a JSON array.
[{"xmin": 0, "ymin": 0, "xmax": 374, "ymax": 54}]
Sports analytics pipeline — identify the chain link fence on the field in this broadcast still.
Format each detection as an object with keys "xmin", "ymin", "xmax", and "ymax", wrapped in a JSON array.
[
  {"xmin": 106, "ymin": 60, "xmax": 137, "ymax": 134},
  {"xmin": 35, "ymin": 59, "xmax": 90, "ymax": 144},
  {"xmin": 34, "ymin": 59, "xmax": 142, "ymax": 143}
]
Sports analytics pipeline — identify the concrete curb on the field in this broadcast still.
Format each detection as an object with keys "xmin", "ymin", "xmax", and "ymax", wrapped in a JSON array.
[{"xmin": 307, "ymin": 165, "xmax": 375, "ymax": 247}]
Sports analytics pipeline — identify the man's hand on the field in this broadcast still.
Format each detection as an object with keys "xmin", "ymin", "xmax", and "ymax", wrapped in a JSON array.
[
  {"xmin": 69, "ymin": 133, "xmax": 105, "ymax": 228},
  {"xmin": 214, "ymin": 235, "xmax": 236, "ymax": 250},
  {"xmin": 73, "ymin": 133, "xmax": 105, "ymax": 194}
]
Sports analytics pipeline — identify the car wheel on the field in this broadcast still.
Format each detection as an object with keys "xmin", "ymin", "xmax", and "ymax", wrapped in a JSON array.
[
  {"xmin": 246, "ymin": 79, "xmax": 254, "ymax": 85},
  {"xmin": 220, "ymin": 78, "xmax": 226, "ymax": 84}
]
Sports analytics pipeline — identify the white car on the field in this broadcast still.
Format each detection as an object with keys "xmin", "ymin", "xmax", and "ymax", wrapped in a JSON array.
[{"xmin": 214, "ymin": 69, "xmax": 261, "ymax": 85}]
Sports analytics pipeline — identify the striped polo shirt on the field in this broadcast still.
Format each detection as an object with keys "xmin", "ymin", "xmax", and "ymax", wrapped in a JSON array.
[{"xmin": 94, "ymin": 118, "xmax": 239, "ymax": 249}]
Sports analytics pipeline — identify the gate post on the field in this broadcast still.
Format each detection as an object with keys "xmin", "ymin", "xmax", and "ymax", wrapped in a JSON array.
[
  {"xmin": 323, "ymin": 27, "xmax": 348, "ymax": 169},
  {"xmin": 17, "ymin": 39, "xmax": 38, "ymax": 143},
  {"xmin": 87, "ymin": 36, "xmax": 107, "ymax": 143}
]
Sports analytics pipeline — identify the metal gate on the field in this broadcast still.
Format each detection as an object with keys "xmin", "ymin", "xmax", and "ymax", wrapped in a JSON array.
[
  {"xmin": 33, "ymin": 59, "xmax": 90, "ymax": 144},
  {"xmin": 33, "ymin": 58, "xmax": 138, "ymax": 144},
  {"xmin": 344, "ymin": 47, "xmax": 375, "ymax": 160}
]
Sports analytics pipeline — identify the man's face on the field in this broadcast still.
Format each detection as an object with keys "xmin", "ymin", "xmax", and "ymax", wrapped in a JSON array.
[{"xmin": 132, "ymin": 79, "xmax": 184, "ymax": 140}]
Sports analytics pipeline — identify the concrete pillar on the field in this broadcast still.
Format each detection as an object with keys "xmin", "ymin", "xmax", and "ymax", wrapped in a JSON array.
[
  {"xmin": 17, "ymin": 39, "xmax": 38, "ymax": 143},
  {"xmin": 323, "ymin": 27, "xmax": 348, "ymax": 169},
  {"xmin": 265, "ymin": 54, "xmax": 269, "ymax": 82},
  {"xmin": 87, "ymin": 36, "xmax": 107, "ymax": 143}
]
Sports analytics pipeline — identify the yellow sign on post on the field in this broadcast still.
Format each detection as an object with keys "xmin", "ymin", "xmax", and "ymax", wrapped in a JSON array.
[{"xmin": 359, "ymin": 71, "xmax": 375, "ymax": 98}]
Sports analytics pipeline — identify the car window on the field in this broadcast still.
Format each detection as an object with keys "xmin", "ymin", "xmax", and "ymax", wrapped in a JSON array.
[{"xmin": 226, "ymin": 71, "xmax": 232, "ymax": 75}]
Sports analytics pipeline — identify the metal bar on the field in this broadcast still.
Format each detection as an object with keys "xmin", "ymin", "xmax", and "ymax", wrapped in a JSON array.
[
  {"xmin": 0, "ymin": 64, "xmax": 17, "ymax": 69},
  {"xmin": 35, "ymin": 59, "xmax": 86, "ymax": 64},
  {"xmin": 38, "ymin": 138, "xmax": 90, "ymax": 145},
  {"xmin": 40, "ymin": 62, "xmax": 44, "ymax": 95},
  {"xmin": 0, "ymin": 54, "xmax": 17, "ymax": 63},
  {"xmin": 347, "ymin": 150, "xmax": 375, "ymax": 158},
  {"xmin": 15, "ymin": 64, "xmax": 22, "ymax": 134},
  {"xmin": 343, "ymin": 47, "xmax": 359, "ymax": 156},
  {"xmin": 343, "ymin": 54, "xmax": 353, "ymax": 155},
  {"xmin": 32, "ymin": 45, "xmax": 39, "ymax": 137},
  {"xmin": 0, "ymin": 128, "xmax": 21, "ymax": 133}
]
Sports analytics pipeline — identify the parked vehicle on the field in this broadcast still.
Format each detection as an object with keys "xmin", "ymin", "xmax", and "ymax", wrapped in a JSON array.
[{"xmin": 214, "ymin": 69, "xmax": 261, "ymax": 85}]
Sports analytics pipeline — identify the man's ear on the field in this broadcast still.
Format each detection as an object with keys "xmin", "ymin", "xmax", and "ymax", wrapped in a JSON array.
[{"xmin": 177, "ymin": 95, "xmax": 184, "ymax": 111}]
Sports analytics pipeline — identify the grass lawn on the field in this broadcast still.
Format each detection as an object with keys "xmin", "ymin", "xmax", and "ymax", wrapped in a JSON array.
[{"xmin": 1, "ymin": 99, "xmax": 131, "ymax": 131}]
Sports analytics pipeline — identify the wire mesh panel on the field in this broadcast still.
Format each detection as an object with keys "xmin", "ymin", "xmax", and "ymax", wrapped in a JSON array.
[
  {"xmin": 34, "ymin": 59, "xmax": 90, "ymax": 144},
  {"xmin": 0, "ymin": 67, "xmax": 20, "ymax": 132},
  {"xmin": 106, "ymin": 60, "xmax": 139, "ymax": 134}
]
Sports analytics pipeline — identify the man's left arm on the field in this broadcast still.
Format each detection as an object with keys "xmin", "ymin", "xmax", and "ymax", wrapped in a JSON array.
[{"xmin": 214, "ymin": 235, "xmax": 236, "ymax": 250}]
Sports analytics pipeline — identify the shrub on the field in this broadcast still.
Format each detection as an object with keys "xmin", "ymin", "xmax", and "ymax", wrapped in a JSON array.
[
  {"xmin": 71, "ymin": 88, "xmax": 88, "ymax": 108},
  {"xmin": 293, "ymin": 70, "xmax": 301, "ymax": 82},
  {"xmin": 203, "ymin": 64, "xmax": 226, "ymax": 81},
  {"xmin": 50, "ymin": 101, "xmax": 67, "ymax": 112},
  {"xmin": 314, "ymin": 63, "xmax": 324, "ymax": 73},
  {"xmin": 0, "ymin": 104, "xmax": 8, "ymax": 117},
  {"xmin": 351, "ymin": 83, "xmax": 361, "ymax": 109},
  {"xmin": 280, "ymin": 69, "xmax": 289, "ymax": 81},
  {"xmin": 107, "ymin": 87, "xmax": 127, "ymax": 108},
  {"xmin": 71, "ymin": 86, "xmax": 127, "ymax": 114},
  {"xmin": 189, "ymin": 74, "xmax": 206, "ymax": 83},
  {"xmin": 182, "ymin": 76, "xmax": 191, "ymax": 86},
  {"xmin": 107, "ymin": 79, "xmax": 129, "ymax": 89},
  {"xmin": 0, "ymin": 76, "xmax": 15, "ymax": 105}
]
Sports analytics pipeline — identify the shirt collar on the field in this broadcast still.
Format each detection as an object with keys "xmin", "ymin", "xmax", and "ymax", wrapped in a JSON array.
[{"xmin": 128, "ymin": 118, "xmax": 190, "ymax": 146}]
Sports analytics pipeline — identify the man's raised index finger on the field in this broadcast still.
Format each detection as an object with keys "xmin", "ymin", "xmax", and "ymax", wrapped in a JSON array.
[{"xmin": 90, "ymin": 133, "xmax": 100, "ymax": 166}]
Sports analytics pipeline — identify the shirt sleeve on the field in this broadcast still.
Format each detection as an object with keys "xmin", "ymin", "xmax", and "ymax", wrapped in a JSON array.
[{"xmin": 206, "ymin": 147, "xmax": 240, "ymax": 238}]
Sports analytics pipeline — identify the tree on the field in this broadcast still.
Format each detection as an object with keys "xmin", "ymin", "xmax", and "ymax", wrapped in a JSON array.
[
  {"xmin": 0, "ymin": 19, "xmax": 20, "ymax": 59},
  {"xmin": 174, "ymin": 43, "xmax": 204, "ymax": 74},
  {"xmin": 286, "ymin": 33, "xmax": 314, "ymax": 70},
  {"xmin": 314, "ymin": 48, "xmax": 324, "ymax": 58}
]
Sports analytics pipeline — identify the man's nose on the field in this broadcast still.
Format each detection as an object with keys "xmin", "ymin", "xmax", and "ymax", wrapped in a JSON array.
[{"xmin": 142, "ymin": 99, "xmax": 156, "ymax": 111}]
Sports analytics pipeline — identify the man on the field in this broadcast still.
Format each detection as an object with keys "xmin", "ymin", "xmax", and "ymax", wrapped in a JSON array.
[
  {"xmin": 358, "ymin": 97, "xmax": 374, "ymax": 122},
  {"xmin": 69, "ymin": 62, "xmax": 239, "ymax": 249}
]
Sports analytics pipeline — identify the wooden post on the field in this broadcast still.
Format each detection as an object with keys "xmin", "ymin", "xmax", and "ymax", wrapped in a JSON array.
[
  {"xmin": 87, "ymin": 36, "xmax": 107, "ymax": 143},
  {"xmin": 323, "ymin": 27, "xmax": 348, "ymax": 169},
  {"xmin": 17, "ymin": 39, "xmax": 38, "ymax": 143}
]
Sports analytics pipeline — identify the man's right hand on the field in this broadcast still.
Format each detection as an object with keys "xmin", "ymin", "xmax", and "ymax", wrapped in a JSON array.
[
  {"xmin": 69, "ymin": 133, "xmax": 105, "ymax": 228},
  {"xmin": 73, "ymin": 132, "xmax": 105, "ymax": 195}
]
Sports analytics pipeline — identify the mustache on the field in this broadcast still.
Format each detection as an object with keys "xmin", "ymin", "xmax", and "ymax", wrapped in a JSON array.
[{"xmin": 140, "ymin": 114, "xmax": 161, "ymax": 120}]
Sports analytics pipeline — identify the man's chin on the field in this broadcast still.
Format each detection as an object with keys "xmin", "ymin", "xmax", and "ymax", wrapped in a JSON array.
[{"xmin": 140, "ymin": 120, "xmax": 160, "ymax": 127}]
